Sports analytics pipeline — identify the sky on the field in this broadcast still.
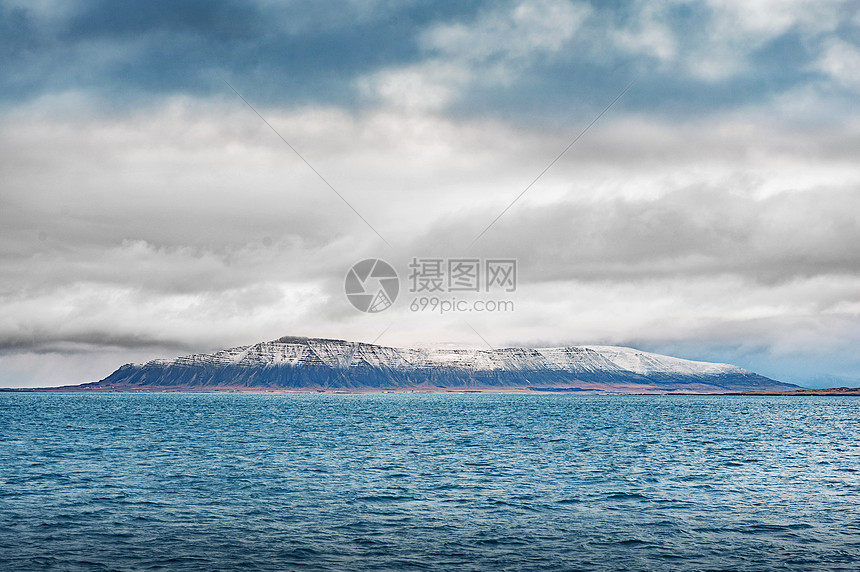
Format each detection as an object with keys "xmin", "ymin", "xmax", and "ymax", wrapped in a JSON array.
[{"xmin": 2, "ymin": 0, "xmax": 860, "ymax": 388}]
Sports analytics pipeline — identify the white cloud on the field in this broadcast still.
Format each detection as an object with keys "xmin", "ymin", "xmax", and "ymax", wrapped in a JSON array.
[
  {"xmin": 422, "ymin": 0, "xmax": 590, "ymax": 63},
  {"xmin": 674, "ymin": 0, "xmax": 846, "ymax": 80},
  {"xmin": 705, "ymin": 0, "xmax": 841, "ymax": 37},
  {"xmin": 608, "ymin": 1, "xmax": 677, "ymax": 63},
  {"xmin": 359, "ymin": 0, "xmax": 590, "ymax": 110},
  {"xmin": 816, "ymin": 38, "xmax": 860, "ymax": 90},
  {"xmin": 357, "ymin": 62, "xmax": 468, "ymax": 111}
]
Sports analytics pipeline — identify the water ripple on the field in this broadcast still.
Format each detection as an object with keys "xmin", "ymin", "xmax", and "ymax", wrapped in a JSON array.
[{"xmin": 2, "ymin": 393, "xmax": 860, "ymax": 570}]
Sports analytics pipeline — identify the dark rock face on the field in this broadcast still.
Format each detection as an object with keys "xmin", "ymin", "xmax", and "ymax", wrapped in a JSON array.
[{"xmin": 84, "ymin": 336, "xmax": 799, "ymax": 393}]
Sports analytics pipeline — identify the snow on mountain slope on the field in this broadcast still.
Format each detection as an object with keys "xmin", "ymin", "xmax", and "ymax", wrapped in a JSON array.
[
  {"xmin": 576, "ymin": 346, "xmax": 742, "ymax": 376},
  {"xmin": 138, "ymin": 336, "xmax": 747, "ymax": 376},
  {"xmin": 86, "ymin": 335, "xmax": 797, "ymax": 392}
]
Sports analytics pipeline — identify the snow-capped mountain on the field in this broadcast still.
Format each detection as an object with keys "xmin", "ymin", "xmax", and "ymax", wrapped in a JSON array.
[{"xmin": 83, "ymin": 336, "xmax": 798, "ymax": 393}]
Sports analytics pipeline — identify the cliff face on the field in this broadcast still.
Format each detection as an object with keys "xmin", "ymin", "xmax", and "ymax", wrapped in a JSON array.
[{"xmin": 83, "ymin": 336, "xmax": 799, "ymax": 393}]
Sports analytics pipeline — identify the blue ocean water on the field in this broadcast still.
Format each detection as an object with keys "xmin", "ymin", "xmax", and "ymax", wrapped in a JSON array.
[{"xmin": 2, "ymin": 393, "xmax": 860, "ymax": 571}]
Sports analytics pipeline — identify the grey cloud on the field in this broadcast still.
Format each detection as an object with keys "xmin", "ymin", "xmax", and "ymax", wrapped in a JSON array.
[
  {"xmin": 410, "ymin": 185, "xmax": 860, "ymax": 285},
  {"xmin": 0, "ymin": 330, "xmax": 198, "ymax": 354}
]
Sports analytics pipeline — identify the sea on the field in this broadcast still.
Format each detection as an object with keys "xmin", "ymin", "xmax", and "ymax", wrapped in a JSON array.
[{"xmin": 2, "ymin": 392, "xmax": 859, "ymax": 571}]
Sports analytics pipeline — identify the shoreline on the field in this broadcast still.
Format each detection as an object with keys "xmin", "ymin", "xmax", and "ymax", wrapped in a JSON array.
[{"xmin": 4, "ymin": 386, "xmax": 860, "ymax": 396}]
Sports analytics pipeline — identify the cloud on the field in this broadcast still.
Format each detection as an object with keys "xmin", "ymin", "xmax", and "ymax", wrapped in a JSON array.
[
  {"xmin": 448, "ymin": 184, "xmax": 860, "ymax": 285},
  {"xmin": 3, "ymin": 94, "xmax": 859, "ymax": 345},
  {"xmin": 358, "ymin": 62, "xmax": 468, "ymax": 112},
  {"xmin": 684, "ymin": 0, "xmax": 845, "ymax": 80},
  {"xmin": 421, "ymin": 0, "xmax": 590, "ymax": 63},
  {"xmin": 0, "ymin": 0, "xmax": 435, "ymax": 109},
  {"xmin": 358, "ymin": 0, "xmax": 590, "ymax": 110},
  {"xmin": 705, "ymin": 0, "xmax": 842, "ymax": 38},
  {"xmin": 609, "ymin": 3, "xmax": 677, "ymax": 63},
  {"xmin": 597, "ymin": 0, "xmax": 852, "ymax": 86},
  {"xmin": 815, "ymin": 37, "xmax": 860, "ymax": 90},
  {"xmin": 0, "ymin": 279, "xmax": 326, "ymax": 353},
  {"xmin": 3, "ymin": 0, "xmax": 857, "ymax": 119}
]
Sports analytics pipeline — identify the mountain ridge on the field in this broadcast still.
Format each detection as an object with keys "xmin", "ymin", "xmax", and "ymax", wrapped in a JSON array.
[{"xmin": 73, "ymin": 336, "xmax": 799, "ymax": 393}]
